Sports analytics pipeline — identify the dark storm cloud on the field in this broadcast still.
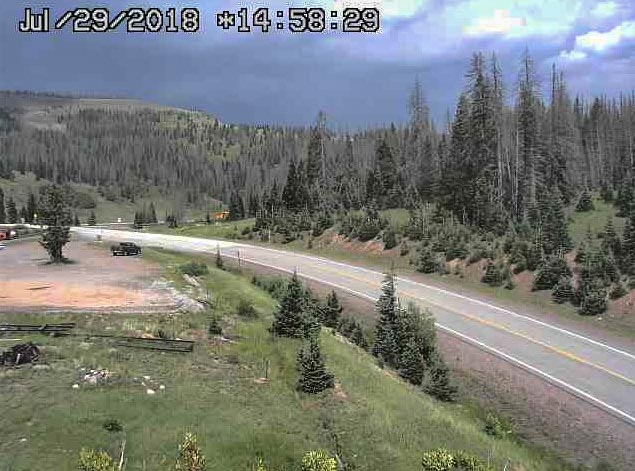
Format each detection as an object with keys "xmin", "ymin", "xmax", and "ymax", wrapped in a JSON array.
[{"xmin": 0, "ymin": 0, "xmax": 633, "ymax": 127}]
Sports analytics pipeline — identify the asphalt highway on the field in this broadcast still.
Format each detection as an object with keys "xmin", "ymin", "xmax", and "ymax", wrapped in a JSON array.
[{"xmin": 73, "ymin": 227, "xmax": 635, "ymax": 426}]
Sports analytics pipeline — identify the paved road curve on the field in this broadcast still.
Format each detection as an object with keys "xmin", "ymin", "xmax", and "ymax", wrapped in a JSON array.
[{"xmin": 73, "ymin": 227, "xmax": 635, "ymax": 426}]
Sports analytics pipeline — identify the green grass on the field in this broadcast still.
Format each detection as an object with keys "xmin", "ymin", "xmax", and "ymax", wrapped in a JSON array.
[
  {"xmin": 0, "ymin": 249, "xmax": 566, "ymax": 471},
  {"xmin": 151, "ymin": 219, "xmax": 256, "ymax": 240},
  {"xmin": 567, "ymin": 196, "xmax": 625, "ymax": 246}
]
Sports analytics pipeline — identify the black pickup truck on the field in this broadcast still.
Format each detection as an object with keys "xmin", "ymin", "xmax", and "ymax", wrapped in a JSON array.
[{"xmin": 110, "ymin": 242, "xmax": 142, "ymax": 256}]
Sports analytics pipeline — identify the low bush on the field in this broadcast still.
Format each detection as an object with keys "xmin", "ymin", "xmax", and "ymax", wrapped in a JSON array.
[
  {"xmin": 179, "ymin": 262, "xmax": 209, "ymax": 277},
  {"xmin": 77, "ymin": 449, "xmax": 116, "ymax": 471},
  {"xmin": 483, "ymin": 413, "xmax": 514, "ymax": 439},
  {"xmin": 237, "ymin": 299, "xmax": 258, "ymax": 318}
]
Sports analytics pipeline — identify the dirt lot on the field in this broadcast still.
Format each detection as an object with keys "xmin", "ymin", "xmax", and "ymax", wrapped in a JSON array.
[{"xmin": 0, "ymin": 239, "xmax": 177, "ymax": 312}]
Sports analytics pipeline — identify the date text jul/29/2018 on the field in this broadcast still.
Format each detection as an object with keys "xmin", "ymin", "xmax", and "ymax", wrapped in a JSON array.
[{"xmin": 17, "ymin": 7, "xmax": 381, "ymax": 34}]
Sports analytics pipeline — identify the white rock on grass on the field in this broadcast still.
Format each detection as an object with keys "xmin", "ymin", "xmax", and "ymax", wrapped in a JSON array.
[
  {"xmin": 159, "ymin": 385, "xmax": 165, "ymax": 391},
  {"xmin": 146, "ymin": 389, "xmax": 156, "ymax": 395},
  {"xmin": 72, "ymin": 384, "xmax": 79, "ymax": 389}
]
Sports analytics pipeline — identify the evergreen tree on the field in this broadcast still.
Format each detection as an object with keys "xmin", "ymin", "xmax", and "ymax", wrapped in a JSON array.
[
  {"xmin": 19, "ymin": 206, "xmax": 28, "ymax": 223},
  {"xmin": 73, "ymin": 213, "xmax": 81, "ymax": 227},
  {"xmin": 87, "ymin": 211, "xmax": 97, "ymax": 226},
  {"xmin": 578, "ymin": 282, "xmax": 608, "ymax": 316},
  {"xmin": 305, "ymin": 114, "xmax": 325, "ymax": 188},
  {"xmin": 417, "ymin": 247, "xmax": 438, "ymax": 274},
  {"xmin": 481, "ymin": 262, "xmax": 503, "ymax": 287},
  {"xmin": 575, "ymin": 189, "xmax": 595, "ymax": 212},
  {"xmin": 532, "ymin": 256, "xmax": 571, "ymax": 291},
  {"xmin": 296, "ymin": 334, "xmax": 334, "ymax": 394},
  {"xmin": 148, "ymin": 201, "xmax": 158, "ymax": 223},
  {"xmin": 442, "ymin": 93, "xmax": 471, "ymax": 222},
  {"xmin": 397, "ymin": 337, "xmax": 424, "ymax": 385},
  {"xmin": 602, "ymin": 218, "xmax": 622, "ymax": 257},
  {"xmin": 205, "ymin": 211, "xmax": 211, "ymax": 225},
  {"xmin": 321, "ymin": 290, "xmax": 342, "ymax": 329},
  {"xmin": 540, "ymin": 190, "xmax": 572, "ymax": 255},
  {"xmin": 552, "ymin": 277, "xmax": 574, "ymax": 304},
  {"xmin": 423, "ymin": 351, "xmax": 456, "ymax": 402},
  {"xmin": 132, "ymin": 211, "xmax": 143, "ymax": 229},
  {"xmin": 38, "ymin": 185, "xmax": 72, "ymax": 263},
  {"xmin": 615, "ymin": 184, "xmax": 633, "ymax": 217},
  {"xmin": 0, "ymin": 187, "xmax": 5, "ymax": 224},
  {"xmin": 372, "ymin": 273, "xmax": 400, "ymax": 366},
  {"xmin": 622, "ymin": 213, "xmax": 635, "ymax": 276},
  {"xmin": 26, "ymin": 192, "xmax": 37, "ymax": 223},
  {"xmin": 6, "ymin": 197, "xmax": 17, "ymax": 223},
  {"xmin": 350, "ymin": 323, "xmax": 368, "ymax": 350},
  {"xmin": 282, "ymin": 160, "xmax": 303, "ymax": 211},
  {"xmin": 229, "ymin": 192, "xmax": 245, "ymax": 220},
  {"xmin": 270, "ymin": 272, "xmax": 307, "ymax": 338},
  {"xmin": 373, "ymin": 137, "xmax": 401, "ymax": 208},
  {"xmin": 215, "ymin": 249, "xmax": 224, "ymax": 269}
]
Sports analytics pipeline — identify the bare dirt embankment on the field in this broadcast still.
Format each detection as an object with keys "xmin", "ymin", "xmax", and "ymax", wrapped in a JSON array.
[{"xmin": 0, "ymin": 239, "xmax": 177, "ymax": 312}]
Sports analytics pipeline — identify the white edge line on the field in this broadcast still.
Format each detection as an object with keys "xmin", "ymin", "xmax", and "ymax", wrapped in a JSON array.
[{"xmin": 73, "ymin": 228, "xmax": 635, "ymax": 426}]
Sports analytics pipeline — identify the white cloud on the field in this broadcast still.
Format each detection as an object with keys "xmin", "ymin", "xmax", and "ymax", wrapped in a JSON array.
[
  {"xmin": 574, "ymin": 21, "xmax": 635, "ymax": 52},
  {"xmin": 591, "ymin": 1, "xmax": 619, "ymax": 18},
  {"xmin": 559, "ymin": 49, "xmax": 588, "ymax": 61},
  {"xmin": 331, "ymin": 0, "xmax": 426, "ymax": 19},
  {"xmin": 463, "ymin": 10, "xmax": 526, "ymax": 36}
]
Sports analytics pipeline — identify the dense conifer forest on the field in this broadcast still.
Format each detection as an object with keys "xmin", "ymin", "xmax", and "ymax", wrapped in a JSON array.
[{"xmin": 1, "ymin": 52, "xmax": 633, "ymax": 223}]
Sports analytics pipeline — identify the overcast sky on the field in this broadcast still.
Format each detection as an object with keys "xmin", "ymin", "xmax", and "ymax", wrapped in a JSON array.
[{"xmin": 0, "ymin": 0, "xmax": 633, "ymax": 127}]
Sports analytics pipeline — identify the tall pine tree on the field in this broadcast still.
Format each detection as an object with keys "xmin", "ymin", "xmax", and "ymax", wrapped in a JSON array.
[
  {"xmin": 0, "ymin": 187, "xmax": 5, "ymax": 224},
  {"xmin": 371, "ymin": 273, "xmax": 400, "ymax": 366},
  {"xmin": 296, "ymin": 334, "xmax": 334, "ymax": 394},
  {"xmin": 270, "ymin": 272, "xmax": 307, "ymax": 338},
  {"xmin": 6, "ymin": 197, "xmax": 17, "ymax": 224}
]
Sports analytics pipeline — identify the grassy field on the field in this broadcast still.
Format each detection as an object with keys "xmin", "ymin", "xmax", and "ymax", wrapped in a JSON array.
[{"xmin": 0, "ymin": 249, "xmax": 567, "ymax": 471}]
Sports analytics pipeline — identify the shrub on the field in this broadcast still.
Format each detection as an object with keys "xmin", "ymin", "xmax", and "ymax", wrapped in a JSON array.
[
  {"xmin": 208, "ymin": 317, "xmax": 222, "ymax": 336},
  {"xmin": 609, "ymin": 283, "xmax": 627, "ymax": 300},
  {"xmin": 421, "ymin": 449, "xmax": 491, "ymax": 471},
  {"xmin": 445, "ymin": 242, "xmax": 468, "ymax": 261},
  {"xmin": 532, "ymin": 257, "xmax": 571, "ymax": 291},
  {"xmin": 421, "ymin": 449, "xmax": 455, "ymax": 471},
  {"xmin": 399, "ymin": 239, "xmax": 410, "ymax": 256},
  {"xmin": 102, "ymin": 419, "xmax": 123, "ymax": 433},
  {"xmin": 175, "ymin": 432, "xmax": 206, "ymax": 471},
  {"xmin": 77, "ymin": 449, "xmax": 116, "ymax": 471},
  {"xmin": 383, "ymin": 229, "xmax": 397, "ymax": 250},
  {"xmin": 481, "ymin": 262, "xmax": 503, "ymax": 287},
  {"xmin": 300, "ymin": 450, "xmax": 338, "ymax": 471},
  {"xmin": 578, "ymin": 284, "xmax": 608, "ymax": 316},
  {"xmin": 576, "ymin": 189, "xmax": 595, "ymax": 212},
  {"xmin": 179, "ymin": 262, "xmax": 209, "ymax": 277},
  {"xmin": 237, "ymin": 299, "xmax": 258, "ymax": 318},
  {"xmin": 552, "ymin": 278, "xmax": 574, "ymax": 304},
  {"xmin": 483, "ymin": 413, "xmax": 514, "ymax": 439},
  {"xmin": 417, "ymin": 248, "xmax": 438, "ymax": 274},
  {"xmin": 512, "ymin": 256, "xmax": 527, "ymax": 274}
]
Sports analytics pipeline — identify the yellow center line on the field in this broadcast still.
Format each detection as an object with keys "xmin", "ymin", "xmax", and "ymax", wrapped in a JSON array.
[{"xmin": 308, "ymin": 263, "xmax": 635, "ymax": 387}]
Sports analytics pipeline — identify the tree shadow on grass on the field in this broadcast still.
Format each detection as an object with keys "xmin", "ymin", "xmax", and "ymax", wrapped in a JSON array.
[{"xmin": 42, "ymin": 258, "xmax": 77, "ymax": 266}]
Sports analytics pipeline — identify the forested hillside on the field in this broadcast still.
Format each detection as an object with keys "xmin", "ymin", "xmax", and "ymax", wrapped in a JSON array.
[{"xmin": 1, "ymin": 52, "xmax": 633, "ymax": 221}]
